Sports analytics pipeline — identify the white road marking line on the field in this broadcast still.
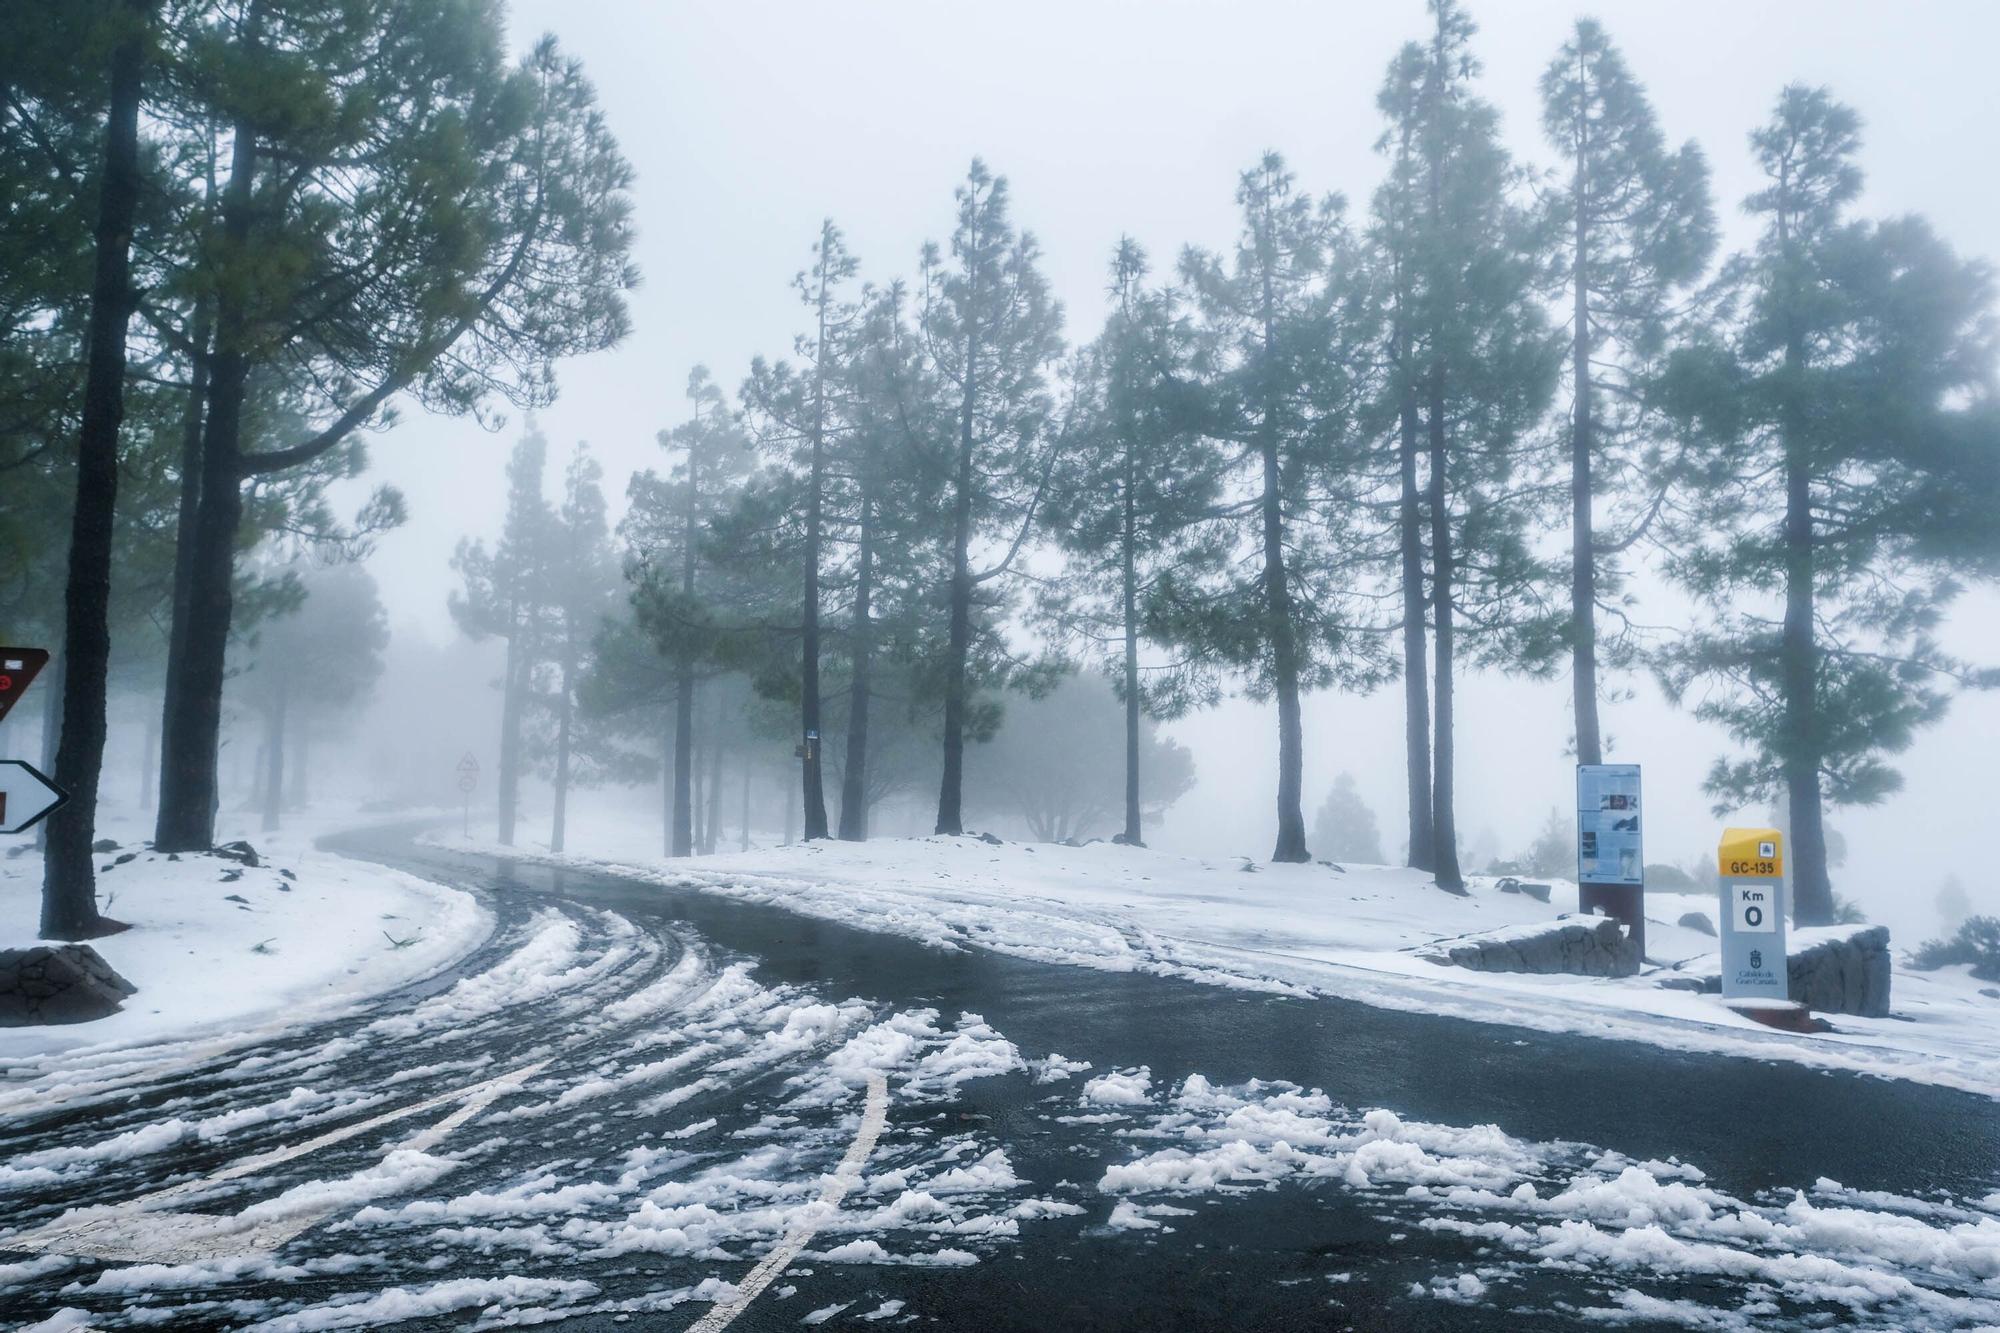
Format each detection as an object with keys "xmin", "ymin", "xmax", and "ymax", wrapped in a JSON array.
[
  {"xmin": 687, "ymin": 1071, "xmax": 891, "ymax": 1333},
  {"xmin": 1, "ymin": 1060, "xmax": 548, "ymax": 1263}
]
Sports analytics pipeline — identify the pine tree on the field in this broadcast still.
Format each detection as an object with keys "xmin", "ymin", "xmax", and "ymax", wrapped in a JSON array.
[
  {"xmin": 153, "ymin": 17, "xmax": 635, "ymax": 853},
  {"xmin": 1538, "ymin": 18, "xmax": 1715, "ymax": 765},
  {"xmin": 1657, "ymin": 87, "xmax": 2000, "ymax": 925},
  {"xmin": 237, "ymin": 563, "xmax": 389, "ymax": 833},
  {"xmin": 1380, "ymin": 1, "xmax": 1563, "ymax": 889},
  {"xmin": 1370, "ymin": 43, "xmax": 1439, "ymax": 875},
  {"xmin": 38, "ymin": 0, "xmax": 158, "ymax": 940},
  {"xmin": 1162, "ymin": 152, "xmax": 1386, "ymax": 863},
  {"xmin": 1311, "ymin": 773, "xmax": 1385, "ymax": 865},
  {"xmin": 1041, "ymin": 239, "xmax": 1219, "ymax": 846},
  {"xmin": 543, "ymin": 444, "xmax": 618, "ymax": 854},
  {"xmin": 451, "ymin": 429, "xmax": 556, "ymax": 848},
  {"xmin": 831, "ymin": 282, "xmax": 939, "ymax": 840},
  {"xmin": 916, "ymin": 161, "xmax": 1065, "ymax": 837},
  {"xmin": 963, "ymin": 673, "xmax": 1196, "ymax": 843},
  {"xmin": 627, "ymin": 368, "xmax": 755, "ymax": 856},
  {"xmin": 741, "ymin": 220, "xmax": 868, "ymax": 842}
]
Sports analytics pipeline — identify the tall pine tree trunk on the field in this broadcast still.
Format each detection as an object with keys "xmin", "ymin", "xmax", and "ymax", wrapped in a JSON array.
[
  {"xmin": 158, "ymin": 300, "xmax": 211, "ymax": 812},
  {"xmin": 290, "ymin": 719, "xmax": 307, "ymax": 808},
  {"xmin": 42, "ymin": 0, "xmax": 152, "ymax": 939},
  {"xmin": 1427, "ymin": 380, "xmax": 1464, "ymax": 890},
  {"xmin": 672, "ymin": 439, "xmax": 698, "ymax": 857},
  {"xmin": 800, "ymin": 234, "xmax": 832, "ymax": 840},
  {"xmin": 739, "ymin": 765, "xmax": 751, "ymax": 852},
  {"xmin": 661, "ymin": 708, "xmax": 675, "ymax": 855},
  {"xmin": 673, "ymin": 674, "xmax": 694, "ymax": 856},
  {"xmin": 1569, "ymin": 162, "xmax": 1604, "ymax": 767},
  {"xmin": 260, "ymin": 675, "xmax": 286, "ymax": 834},
  {"xmin": 1258, "ymin": 274, "xmax": 1308, "ymax": 864},
  {"xmin": 155, "ymin": 106, "xmax": 256, "ymax": 856},
  {"xmin": 702, "ymin": 725, "xmax": 724, "ymax": 856},
  {"xmin": 551, "ymin": 635, "xmax": 573, "ymax": 855},
  {"xmin": 935, "ymin": 347, "xmax": 978, "ymax": 837},
  {"xmin": 1397, "ymin": 340, "xmax": 1435, "ymax": 870},
  {"xmin": 1781, "ymin": 426, "xmax": 1832, "ymax": 925},
  {"xmin": 838, "ymin": 500, "xmax": 874, "ymax": 841},
  {"xmin": 497, "ymin": 624, "xmax": 522, "ymax": 846},
  {"xmin": 1120, "ymin": 471, "xmax": 1143, "ymax": 846}
]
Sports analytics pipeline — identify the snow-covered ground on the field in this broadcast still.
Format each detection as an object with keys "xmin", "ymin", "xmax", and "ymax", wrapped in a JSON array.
[
  {"xmin": 440, "ymin": 808, "xmax": 2000, "ymax": 1100},
  {"xmin": 1, "ymin": 809, "xmax": 490, "ymax": 1062}
]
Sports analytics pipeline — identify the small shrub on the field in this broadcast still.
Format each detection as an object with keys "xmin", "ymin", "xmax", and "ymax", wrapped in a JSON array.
[{"xmin": 1911, "ymin": 916, "xmax": 2000, "ymax": 980}]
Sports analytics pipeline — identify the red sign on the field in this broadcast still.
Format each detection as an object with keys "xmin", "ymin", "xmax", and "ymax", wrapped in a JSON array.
[{"xmin": 0, "ymin": 648, "xmax": 50, "ymax": 726}]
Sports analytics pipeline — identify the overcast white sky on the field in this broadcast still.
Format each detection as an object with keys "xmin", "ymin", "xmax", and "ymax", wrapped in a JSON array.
[{"xmin": 343, "ymin": 0, "xmax": 2000, "ymax": 935}]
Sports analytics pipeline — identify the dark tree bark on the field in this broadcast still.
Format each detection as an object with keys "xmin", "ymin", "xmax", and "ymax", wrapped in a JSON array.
[
  {"xmin": 157, "ymin": 299, "xmax": 212, "ymax": 810},
  {"xmin": 671, "ymin": 437, "xmax": 698, "ymax": 858},
  {"xmin": 935, "ymin": 329, "xmax": 979, "ymax": 838},
  {"xmin": 154, "ymin": 99, "xmax": 256, "ymax": 855},
  {"xmin": 1119, "ymin": 453, "xmax": 1143, "ymax": 847},
  {"xmin": 799, "ymin": 223, "xmax": 834, "ymax": 840},
  {"xmin": 1779, "ymin": 264, "xmax": 1832, "ymax": 924},
  {"xmin": 1426, "ymin": 379, "xmax": 1464, "ymax": 890},
  {"xmin": 259, "ymin": 674, "xmax": 286, "ymax": 833},
  {"xmin": 43, "ymin": 0, "xmax": 154, "ymax": 939},
  {"xmin": 837, "ymin": 499, "xmax": 875, "ymax": 841},
  {"xmin": 1257, "ymin": 263, "xmax": 1308, "ymax": 864},
  {"xmin": 1396, "ymin": 335, "xmax": 1435, "ymax": 871},
  {"xmin": 1569, "ymin": 145, "xmax": 1604, "ymax": 768}
]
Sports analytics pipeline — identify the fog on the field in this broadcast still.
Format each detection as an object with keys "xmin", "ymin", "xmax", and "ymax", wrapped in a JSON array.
[{"xmin": 200, "ymin": 0, "xmax": 2000, "ymax": 942}]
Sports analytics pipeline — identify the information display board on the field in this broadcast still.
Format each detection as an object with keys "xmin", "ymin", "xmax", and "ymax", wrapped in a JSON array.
[{"xmin": 1576, "ymin": 764, "xmax": 1643, "ymax": 887}]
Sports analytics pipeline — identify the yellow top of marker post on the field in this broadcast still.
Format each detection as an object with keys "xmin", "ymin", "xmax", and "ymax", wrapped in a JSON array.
[{"xmin": 1718, "ymin": 827, "xmax": 1783, "ymax": 879}]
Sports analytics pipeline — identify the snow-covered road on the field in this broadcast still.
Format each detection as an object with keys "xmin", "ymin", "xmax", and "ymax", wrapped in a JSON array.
[{"xmin": 1, "ymin": 828, "xmax": 1994, "ymax": 1331}]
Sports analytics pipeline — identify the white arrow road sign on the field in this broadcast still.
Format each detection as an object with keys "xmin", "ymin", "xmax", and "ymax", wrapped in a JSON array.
[
  {"xmin": 2, "ymin": 1060, "xmax": 547, "ymax": 1264},
  {"xmin": 0, "ymin": 759, "xmax": 67, "ymax": 834}
]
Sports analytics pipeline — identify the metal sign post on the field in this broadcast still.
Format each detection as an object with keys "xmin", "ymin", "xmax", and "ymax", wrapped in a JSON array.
[
  {"xmin": 456, "ymin": 753, "xmax": 479, "ymax": 839},
  {"xmin": 1718, "ymin": 826, "xmax": 1788, "ymax": 1004},
  {"xmin": 1576, "ymin": 763, "xmax": 1646, "ymax": 958}
]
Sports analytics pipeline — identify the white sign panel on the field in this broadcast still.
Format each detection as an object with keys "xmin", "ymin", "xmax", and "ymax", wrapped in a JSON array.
[
  {"xmin": 1732, "ymin": 883, "xmax": 1777, "ymax": 933},
  {"xmin": 1576, "ymin": 764, "xmax": 1643, "ymax": 887}
]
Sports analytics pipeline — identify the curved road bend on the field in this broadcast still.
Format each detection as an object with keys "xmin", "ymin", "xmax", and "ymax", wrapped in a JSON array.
[{"xmin": 0, "ymin": 824, "xmax": 1990, "ymax": 1331}]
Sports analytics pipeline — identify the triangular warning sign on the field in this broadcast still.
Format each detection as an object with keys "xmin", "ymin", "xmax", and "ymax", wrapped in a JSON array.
[{"xmin": 0, "ymin": 648, "xmax": 50, "ymax": 726}]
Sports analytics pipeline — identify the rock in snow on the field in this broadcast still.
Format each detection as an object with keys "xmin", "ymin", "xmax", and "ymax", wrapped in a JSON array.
[
  {"xmin": 1652, "ymin": 925, "xmax": 1893, "ymax": 1017},
  {"xmin": 1418, "ymin": 918, "xmax": 1639, "ymax": 979},
  {"xmin": 1677, "ymin": 911, "xmax": 1717, "ymax": 937},
  {"xmin": 0, "ymin": 945, "xmax": 138, "ymax": 1026}
]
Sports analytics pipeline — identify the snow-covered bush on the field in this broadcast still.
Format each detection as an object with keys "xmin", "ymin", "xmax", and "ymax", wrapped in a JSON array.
[{"xmin": 1911, "ymin": 915, "xmax": 2000, "ymax": 980}]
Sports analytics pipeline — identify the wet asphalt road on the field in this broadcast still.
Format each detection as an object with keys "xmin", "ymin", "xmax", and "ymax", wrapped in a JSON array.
[{"xmin": 0, "ymin": 825, "xmax": 1995, "ymax": 1331}]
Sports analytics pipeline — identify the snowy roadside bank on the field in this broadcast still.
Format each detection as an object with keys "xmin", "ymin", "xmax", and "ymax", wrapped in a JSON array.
[
  {"xmin": 1, "ymin": 810, "xmax": 491, "ymax": 1064},
  {"xmin": 432, "ymin": 818, "xmax": 2000, "ymax": 1100}
]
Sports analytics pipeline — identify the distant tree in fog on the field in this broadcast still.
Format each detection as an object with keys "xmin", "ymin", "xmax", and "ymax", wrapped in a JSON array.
[
  {"xmin": 1312, "ymin": 774, "xmax": 1385, "ymax": 865},
  {"xmin": 1041, "ymin": 238, "xmax": 1221, "ymax": 847},
  {"xmin": 238, "ymin": 563, "xmax": 389, "ymax": 832},
  {"xmin": 537, "ymin": 444, "xmax": 620, "ymax": 854},
  {"xmin": 1154, "ymin": 152, "xmax": 1386, "ymax": 865},
  {"xmin": 964, "ymin": 674, "xmax": 1194, "ymax": 844},
  {"xmin": 1538, "ymin": 17, "xmax": 1716, "ymax": 767},
  {"xmin": 451, "ymin": 428, "xmax": 555, "ymax": 847},
  {"xmin": 913, "ymin": 160, "xmax": 1066, "ymax": 839},
  {"xmin": 627, "ymin": 368, "xmax": 756, "ymax": 857}
]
